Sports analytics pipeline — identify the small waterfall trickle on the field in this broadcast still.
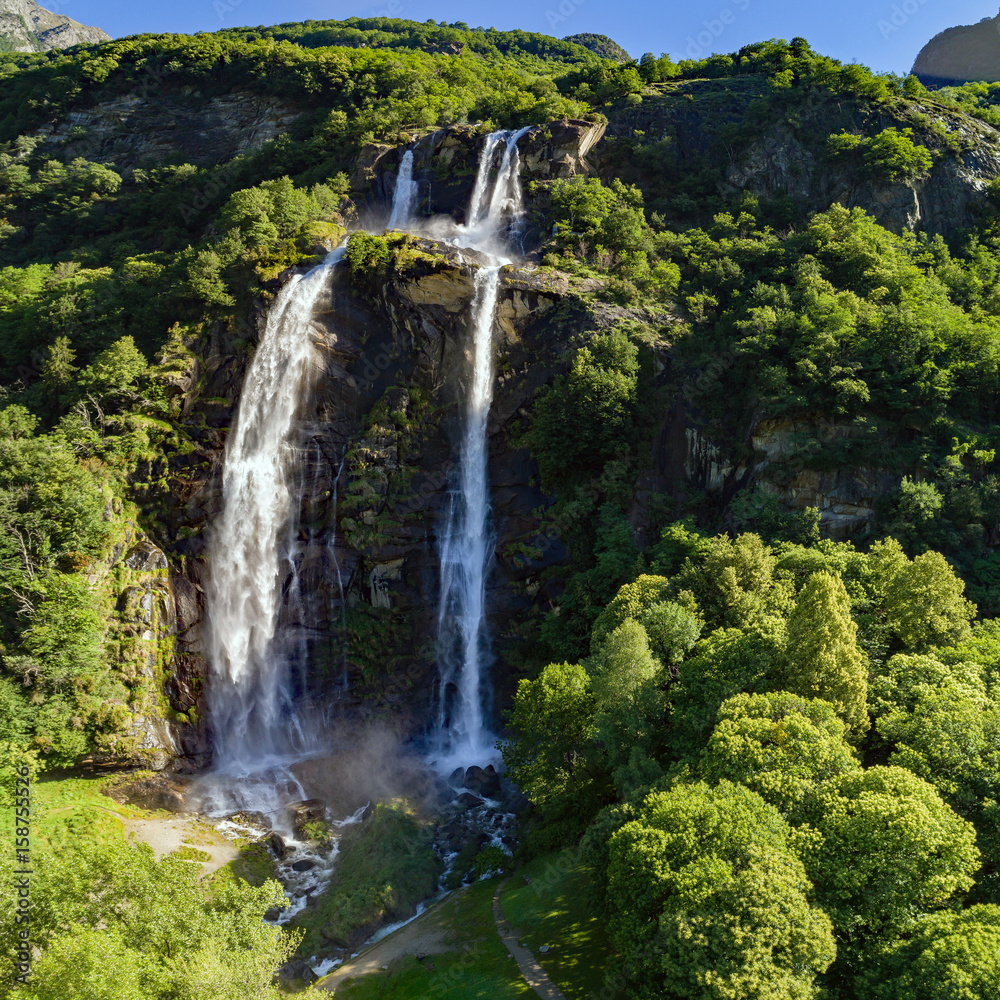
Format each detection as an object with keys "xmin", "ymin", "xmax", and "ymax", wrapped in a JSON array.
[
  {"xmin": 388, "ymin": 150, "xmax": 418, "ymax": 230},
  {"xmin": 434, "ymin": 126, "xmax": 533, "ymax": 765},
  {"xmin": 202, "ymin": 247, "xmax": 344, "ymax": 816}
]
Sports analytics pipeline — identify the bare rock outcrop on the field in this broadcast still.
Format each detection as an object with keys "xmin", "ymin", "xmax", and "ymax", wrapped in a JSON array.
[
  {"xmin": 913, "ymin": 10, "xmax": 1000, "ymax": 86},
  {"xmin": 0, "ymin": 0, "xmax": 109, "ymax": 52}
]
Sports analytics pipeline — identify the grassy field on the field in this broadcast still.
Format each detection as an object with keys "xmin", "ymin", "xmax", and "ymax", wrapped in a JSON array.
[
  {"xmin": 0, "ymin": 772, "xmax": 144, "ymax": 851},
  {"xmin": 325, "ymin": 879, "xmax": 533, "ymax": 1000},
  {"xmin": 500, "ymin": 851, "xmax": 611, "ymax": 1000}
]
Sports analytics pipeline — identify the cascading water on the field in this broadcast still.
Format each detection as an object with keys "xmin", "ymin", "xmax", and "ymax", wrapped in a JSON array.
[
  {"xmin": 388, "ymin": 150, "xmax": 418, "ymax": 230},
  {"xmin": 434, "ymin": 127, "xmax": 533, "ymax": 764},
  {"xmin": 202, "ymin": 247, "xmax": 344, "ymax": 815}
]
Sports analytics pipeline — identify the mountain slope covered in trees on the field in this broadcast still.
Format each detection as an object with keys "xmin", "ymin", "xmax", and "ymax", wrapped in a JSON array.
[{"xmin": 5, "ymin": 17, "xmax": 1000, "ymax": 998}]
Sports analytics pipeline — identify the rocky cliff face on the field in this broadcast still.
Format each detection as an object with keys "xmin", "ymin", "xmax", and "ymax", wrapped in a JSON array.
[
  {"xmin": 602, "ymin": 79, "xmax": 1000, "ymax": 238},
  {"xmin": 913, "ymin": 11, "xmax": 1000, "ymax": 86},
  {"xmin": 154, "ymin": 237, "xmax": 618, "ymax": 761},
  {"xmin": 0, "ymin": 0, "xmax": 109, "ymax": 52}
]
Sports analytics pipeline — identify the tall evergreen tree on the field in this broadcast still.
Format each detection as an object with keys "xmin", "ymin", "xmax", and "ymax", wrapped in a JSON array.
[{"xmin": 782, "ymin": 571, "xmax": 868, "ymax": 734}]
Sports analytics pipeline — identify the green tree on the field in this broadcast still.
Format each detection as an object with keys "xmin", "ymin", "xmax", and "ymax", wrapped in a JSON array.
[
  {"xmin": 856, "ymin": 906, "xmax": 1000, "ymax": 1000},
  {"xmin": 0, "ymin": 840, "xmax": 296, "ymax": 998},
  {"xmin": 878, "ymin": 682, "xmax": 1000, "ymax": 900},
  {"xmin": 675, "ymin": 532, "xmax": 790, "ymax": 630},
  {"xmin": 589, "ymin": 619, "xmax": 664, "ymax": 793},
  {"xmin": 669, "ymin": 623, "xmax": 786, "ymax": 757},
  {"xmin": 884, "ymin": 550, "xmax": 976, "ymax": 651},
  {"xmin": 605, "ymin": 780, "xmax": 835, "ymax": 1000},
  {"xmin": 793, "ymin": 766, "xmax": 980, "ymax": 942},
  {"xmin": 698, "ymin": 691, "xmax": 860, "ymax": 815},
  {"xmin": 78, "ymin": 336, "xmax": 148, "ymax": 412},
  {"xmin": 780, "ymin": 571, "xmax": 868, "ymax": 734},
  {"xmin": 590, "ymin": 574, "xmax": 672, "ymax": 650},
  {"xmin": 529, "ymin": 328, "xmax": 640, "ymax": 491},
  {"xmin": 502, "ymin": 661, "xmax": 600, "ymax": 818}
]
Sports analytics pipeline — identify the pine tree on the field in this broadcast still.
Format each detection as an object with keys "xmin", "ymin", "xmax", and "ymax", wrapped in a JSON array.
[{"xmin": 782, "ymin": 571, "xmax": 868, "ymax": 734}]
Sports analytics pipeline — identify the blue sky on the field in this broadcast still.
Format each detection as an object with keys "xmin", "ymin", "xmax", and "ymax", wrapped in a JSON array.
[{"xmin": 55, "ymin": 0, "xmax": 1000, "ymax": 75}]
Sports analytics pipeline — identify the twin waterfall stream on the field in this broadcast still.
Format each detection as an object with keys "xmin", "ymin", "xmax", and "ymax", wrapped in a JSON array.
[{"xmin": 200, "ymin": 130, "xmax": 532, "ymax": 825}]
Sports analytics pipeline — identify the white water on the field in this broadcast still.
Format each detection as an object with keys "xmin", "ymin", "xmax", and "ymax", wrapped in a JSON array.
[
  {"xmin": 434, "ymin": 127, "xmax": 532, "ymax": 766},
  {"xmin": 202, "ymin": 247, "xmax": 344, "ymax": 814},
  {"xmin": 388, "ymin": 150, "xmax": 418, "ymax": 230}
]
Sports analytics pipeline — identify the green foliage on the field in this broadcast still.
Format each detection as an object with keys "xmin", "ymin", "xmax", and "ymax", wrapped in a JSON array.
[
  {"xmin": 792, "ymin": 766, "xmax": 979, "ymax": 942},
  {"xmin": 780, "ymin": 571, "xmax": 868, "ymax": 734},
  {"xmin": 884, "ymin": 550, "xmax": 976, "ymax": 651},
  {"xmin": 827, "ymin": 127, "xmax": 933, "ymax": 182},
  {"xmin": 296, "ymin": 800, "xmax": 440, "ymax": 953},
  {"xmin": 878, "ymin": 680, "xmax": 1000, "ymax": 900},
  {"xmin": 502, "ymin": 661, "xmax": 600, "ymax": 821},
  {"xmin": 698, "ymin": 691, "xmax": 859, "ymax": 815},
  {"xmin": 668, "ymin": 623, "xmax": 786, "ymax": 758},
  {"xmin": 0, "ymin": 839, "xmax": 296, "ymax": 999},
  {"xmin": 588, "ymin": 620, "xmax": 664, "ymax": 794},
  {"xmin": 346, "ymin": 230, "xmax": 391, "ymax": 276},
  {"xmin": 604, "ymin": 780, "xmax": 835, "ymax": 1000},
  {"xmin": 529, "ymin": 328, "xmax": 640, "ymax": 493},
  {"xmin": 857, "ymin": 906, "xmax": 1000, "ymax": 1000}
]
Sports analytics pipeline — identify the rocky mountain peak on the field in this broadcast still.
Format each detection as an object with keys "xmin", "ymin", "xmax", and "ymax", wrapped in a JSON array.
[
  {"xmin": 912, "ymin": 8, "xmax": 1000, "ymax": 85},
  {"xmin": 0, "ymin": 0, "xmax": 110, "ymax": 52}
]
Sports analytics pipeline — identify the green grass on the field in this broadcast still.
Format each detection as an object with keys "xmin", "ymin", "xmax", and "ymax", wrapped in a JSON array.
[
  {"xmin": 500, "ymin": 851, "xmax": 612, "ymax": 1000},
  {"xmin": 293, "ymin": 799, "xmax": 442, "ymax": 955},
  {"xmin": 0, "ymin": 773, "xmax": 149, "ymax": 852},
  {"xmin": 328, "ymin": 879, "xmax": 533, "ymax": 1000}
]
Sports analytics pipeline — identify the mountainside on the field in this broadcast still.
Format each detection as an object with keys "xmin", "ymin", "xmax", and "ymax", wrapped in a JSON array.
[
  {"xmin": 9, "ymin": 23, "xmax": 1000, "ymax": 998},
  {"xmin": 913, "ymin": 10, "xmax": 1000, "ymax": 85}
]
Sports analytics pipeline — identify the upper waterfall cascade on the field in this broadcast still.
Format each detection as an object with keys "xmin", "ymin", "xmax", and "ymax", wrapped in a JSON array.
[{"xmin": 387, "ymin": 150, "xmax": 418, "ymax": 231}]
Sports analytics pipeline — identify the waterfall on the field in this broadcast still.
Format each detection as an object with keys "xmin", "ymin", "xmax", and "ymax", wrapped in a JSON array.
[
  {"xmin": 388, "ymin": 150, "xmax": 418, "ymax": 230},
  {"xmin": 204, "ymin": 247, "xmax": 343, "ymax": 789},
  {"xmin": 435, "ymin": 126, "xmax": 532, "ymax": 763},
  {"xmin": 436, "ymin": 265, "xmax": 502, "ymax": 760}
]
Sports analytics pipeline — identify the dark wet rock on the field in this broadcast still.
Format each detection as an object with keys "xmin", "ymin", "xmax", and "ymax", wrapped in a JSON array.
[
  {"xmin": 268, "ymin": 833, "xmax": 287, "ymax": 858},
  {"xmin": 464, "ymin": 764, "xmax": 501, "ymax": 798},
  {"xmin": 278, "ymin": 959, "xmax": 318, "ymax": 985},
  {"xmin": 288, "ymin": 799, "xmax": 326, "ymax": 836},
  {"xmin": 291, "ymin": 859, "xmax": 317, "ymax": 873},
  {"xmin": 104, "ymin": 775, "xmax": 190, "ymax": 813},
  {"xmin": 456, "ymin": 792, "xmax": 484, "ymax": 811},
  {"xmin": 448, "ymin": 767, "xmax": 466, "ymax": 789}
]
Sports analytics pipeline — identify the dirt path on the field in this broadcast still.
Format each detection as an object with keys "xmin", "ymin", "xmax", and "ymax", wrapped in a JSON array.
[
  {"xmin": 124, "ymin": 814, "xmax": 238, "ymax": 877},
  {"xmin": 314, "ymin": 892, "xmax": 458, "ymax": 992},
  {"xmin": 493, "ymin": 880, "xmax": 567, "ymax": 1000}
]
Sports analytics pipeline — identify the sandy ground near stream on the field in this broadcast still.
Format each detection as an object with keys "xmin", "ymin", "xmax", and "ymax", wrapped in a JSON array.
[{"xmin": 123, "ymin": 813, "xmax": 239, "ymax": 876}]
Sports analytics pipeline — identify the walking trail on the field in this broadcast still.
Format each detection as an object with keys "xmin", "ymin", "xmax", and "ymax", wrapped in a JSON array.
[{"xmin": 493, "ymin": 879, "xmax": 568, "ymax": 1000}]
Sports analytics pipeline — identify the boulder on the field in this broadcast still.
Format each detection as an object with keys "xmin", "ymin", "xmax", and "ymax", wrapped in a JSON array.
[
  {"xmin": 268, "ymin": 833, "xmax": 287, "ymax": 859},
  {"xmin": 288, "ymin": 799, "xmax": 326, "ymax": 836},
  {"xmin": 447, "ymin": 767, "xmax": 466, "ymax": 789},
  {"xmin": 464, "ymin": 764, "xmax": 501, "ymax": 798},
  {"xmin": 124, "ymin": 540, "xmax": 169, "ymax": 572},
  {"xmin": 456, "ymin": 792, "xmax": 484, "ymax": 811},
  {"xmin": 291, "ymin": 859, "xmax": 316, "ymax": 873}
]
